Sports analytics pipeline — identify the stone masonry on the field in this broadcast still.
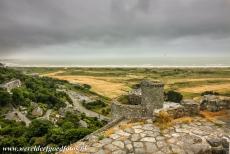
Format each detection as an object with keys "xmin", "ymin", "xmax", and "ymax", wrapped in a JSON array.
[
  {"xmin": 141, "ymin": 81, "xmax": 164, "ymax": 117},
  {"xmin": 111, "ymin": 80, "xmax": 165, "ymax": 119},
  {"xmin": 200, "ymin": 95, "xmax": 230, "ymax": 112},
  {"xmin": 60, "ymin": 117, "xmax": 230, "ymax": 154}
]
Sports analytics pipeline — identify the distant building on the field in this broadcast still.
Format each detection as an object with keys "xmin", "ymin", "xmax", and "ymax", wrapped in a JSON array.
[{"xmin": 0, "ymin": 79, "xmax": 22, "ymax": 92}]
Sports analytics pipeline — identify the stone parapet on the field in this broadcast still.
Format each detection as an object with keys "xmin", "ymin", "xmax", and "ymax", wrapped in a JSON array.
[
  {"xmin": 140, "ymin": 80, "xmax": 164, "ymax": 88},
  {"xmin": 111, "ymin": 102, "xmax": 144, "ymax": 119}
]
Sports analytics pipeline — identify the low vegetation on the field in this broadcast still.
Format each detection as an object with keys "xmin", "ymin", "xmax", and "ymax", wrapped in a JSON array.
[
  {"xmin": 156, "ymin": 111, "xmax": 194, "ymax": 130},
  {"xmin": 164, "ymin": 90, "xmax": 183, "ymax": 103},
  {"xmin": 0, "ymin": 68, "xmax": 106, "ymax": 150}
]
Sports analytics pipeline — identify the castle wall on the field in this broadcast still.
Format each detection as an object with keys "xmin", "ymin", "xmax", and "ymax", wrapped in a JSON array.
[
  {"xmin": 111, "ymin": 102, "xmax": 143, "ymax": 119},
  {"xmin": 141, "ymin": 81, "xmax": 164, "ymax": 117},
  {"xmin": 154, "ymin": 101, "xmax": 200, "ymax": 119},
  {"xmin": 128, "ymin": 88, "xmax": 142, "ymax": 105}
]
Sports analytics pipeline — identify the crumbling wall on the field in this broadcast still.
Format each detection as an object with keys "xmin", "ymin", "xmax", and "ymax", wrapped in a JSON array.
[
  {"xmin": 155, "ymin": 101, "xmax": 200, "ymax": 119},
  {"xmin": 111, "ymin": 102, "xmax": 143, "ymax": 119},
  {"xmin": 200, "ymin": 95, "xmax": 230, "ymax": 112}
]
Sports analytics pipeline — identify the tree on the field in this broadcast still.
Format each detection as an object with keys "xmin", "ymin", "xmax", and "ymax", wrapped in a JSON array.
[
  {"xmin": 201, "ymin": 91, "xmax": 219, "ymax": 96},
  {"xmin": 0, "ymin": 90, "xmax": 12, "ymax": 106},
  {"xmin": 12, "ymin": 88, "xmax": 26, "ymax": 106},
  {"xmin": 27, "ymin": 119, "xmax": 52, "ymax": 137},
  {"xmin": 65, "ymin": 128, "xmax": 92, "ymax": 144},
  {"xmin": 165, "ymin": 90, "xmax": 183, "ymax": 103},
  {"xmin": 46, "ymin": 128, "xmax": 65, "ymax": 145}
]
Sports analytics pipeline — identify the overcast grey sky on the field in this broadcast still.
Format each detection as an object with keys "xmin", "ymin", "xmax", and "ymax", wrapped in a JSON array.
[{"xmin": 0, "ymin": 0, "xmax": 230, "ymax": 61}]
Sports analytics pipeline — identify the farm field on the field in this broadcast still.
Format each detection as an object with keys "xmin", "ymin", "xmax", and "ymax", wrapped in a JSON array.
[{"xmin": 20, "ymin": 67, "xmax": 230, "ymax": 99}]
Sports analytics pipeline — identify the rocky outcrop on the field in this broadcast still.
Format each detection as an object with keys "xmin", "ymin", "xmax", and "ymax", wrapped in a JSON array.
[
  {"xmin": 200, "ymin": 95, "xmax": 230, "ymax": 112},
  {"xmin": 79, "ymin": 120, "xmax": 88, "ymax": 128}
]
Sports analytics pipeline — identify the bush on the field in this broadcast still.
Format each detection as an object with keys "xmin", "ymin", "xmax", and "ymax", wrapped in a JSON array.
[
  {"xmin": 27, "ymin": 119, "xmax": 52, "ymax": 137},
  {"xmin": 156, "ymin": 111, "xmax": 173, "ymax": 130},
  {"xmin": 117, "ymin": 95, "xmax": 129, "ymax": 104},
  {"xmin": 201, "ymin": 91, "xmax": 219, "ymax": 96},
  {"xmin": 165, "ymin": 90, "xmax": 183, "ymax": 103},
  {"xmin": 0, "ymin": 90, "xmax": 12, "ymax": 106},
  {"xmin": 65, "ymin": 128, "xmax": 93, "ymax": 144},
  {"xmin": 82, "ymin": 100, "xmax": 106, "ymax": 110}
]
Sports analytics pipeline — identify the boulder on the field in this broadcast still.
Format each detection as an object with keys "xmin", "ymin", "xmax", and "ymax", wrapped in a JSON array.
[
  {"xmin": 79, "ymin": 120, "xmax": 88, "ymax": 128},
  {"xmin": 32, "ymin": 106, "xmax": 44, "ymax": 117}
]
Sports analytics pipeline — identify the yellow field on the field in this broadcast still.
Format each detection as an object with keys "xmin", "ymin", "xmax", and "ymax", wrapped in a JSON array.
[
  {"xmin": 46, "ymin": 75, "xmax": 130, "ymax": 98},
  {"xmin": 43, "ymin": 69, "xmax": 230, "ymax": 99},
  {"xmin": 179, "ymin": 83, "xmax": 230, "ymax": 93}
]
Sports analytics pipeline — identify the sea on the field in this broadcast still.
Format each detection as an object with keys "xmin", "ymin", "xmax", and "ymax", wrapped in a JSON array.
[{"xmin": 1, "ymin": 57, "xmax": 229, "ymax": 68}]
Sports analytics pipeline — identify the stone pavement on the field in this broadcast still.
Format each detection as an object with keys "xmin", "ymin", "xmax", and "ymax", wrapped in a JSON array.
[{"xmin": 60, "ymin": 117, "xmax": 230, "ymax": 154}]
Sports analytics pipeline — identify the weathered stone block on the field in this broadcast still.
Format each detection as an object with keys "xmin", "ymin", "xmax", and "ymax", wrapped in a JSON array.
[
  {"xmin": 181, "ymin": 99, "xmax": 200, "ymax": 116},
  {"xmin": 111, "ymin": 102, "xmax": 143, "ymax": 119},
  {"xmin": 154, "ymin": 102, "xmax": 184, "ymax": 119}
]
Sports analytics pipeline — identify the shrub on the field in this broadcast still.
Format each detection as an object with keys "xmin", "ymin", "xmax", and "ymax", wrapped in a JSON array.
[
  {"xmin": 0, "ymin": 90, "xmax": 12, "ymax": 106},
  {"xmin": 27, "ymin": 119, "xmax": 53, "ymax": 137},
  {"xmin": 82, "ymin": 100, "xmax": 106, "ymax": 110},
  {"xmin": 156, "ymin": 111, "xmax": 173, "ymax": 130},
  {"xmin": 201, "ymin": 91, "xmax": 219, "ymax": 96},
  {"xmin": 165, "ymin": 90, "xmax": 183, "ymax": 103},
  {"xmin": 117, "ymin": 95, "xmax": 129, "ymax": 104}
]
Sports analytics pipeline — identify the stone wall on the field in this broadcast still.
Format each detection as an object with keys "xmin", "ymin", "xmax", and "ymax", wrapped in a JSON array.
[
  {"xmin": 111, "ymin": 102, "xmax": 144, "ymax": 119},
  {"xmin": 141, "ymin": 80, "xmax": 164, "ymax": 117},
  {"xmin": 200, "ymin": 95, "xmax": 230, "ymax": 112},
  {"xmin": 128, "ymin": 88, "xmax": 142, "ymax": 105},
  {"xmin": 154, "ymin": 101, "xmax": 200, "ymax": 119},
  {"xmin": 182, "ymin": 99, "xmax": 200, "ymax": 116}
]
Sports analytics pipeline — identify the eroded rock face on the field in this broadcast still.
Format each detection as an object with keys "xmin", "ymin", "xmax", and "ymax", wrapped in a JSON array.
[{"xmin": 200, "ymin": 95, "xmax": 230, "ymax": 112}]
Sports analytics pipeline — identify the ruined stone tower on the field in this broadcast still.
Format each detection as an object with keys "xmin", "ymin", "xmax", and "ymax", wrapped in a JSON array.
[{"xmin": 140, "ymin": 80, "xmax": 164, "ymax": 117}]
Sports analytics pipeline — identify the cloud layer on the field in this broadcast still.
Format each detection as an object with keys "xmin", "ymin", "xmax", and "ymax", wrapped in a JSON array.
[{"xmin": 0, "ymin": 0, "xmax": 229, "ymax": 58}]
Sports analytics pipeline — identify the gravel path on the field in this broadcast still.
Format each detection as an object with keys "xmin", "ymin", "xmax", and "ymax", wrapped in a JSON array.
[
  {"xmin": 14, "ymin": 109, "xmax": 31, "ymax": 126},
  {"xmin": 67, "ymin": 90, "xmax": 110, "ymax": 121}
]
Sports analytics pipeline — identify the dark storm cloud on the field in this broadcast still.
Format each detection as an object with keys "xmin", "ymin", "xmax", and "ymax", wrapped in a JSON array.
[{"xmin": 0, "ymin": 0, "xmax": 230, "ymax": 56}]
